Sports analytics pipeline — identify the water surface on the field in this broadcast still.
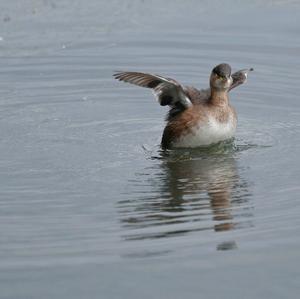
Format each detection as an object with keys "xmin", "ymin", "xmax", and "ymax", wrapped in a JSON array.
[{"xmin": 1, "ymin": 1, "xmax": 300, "ymax": 298}]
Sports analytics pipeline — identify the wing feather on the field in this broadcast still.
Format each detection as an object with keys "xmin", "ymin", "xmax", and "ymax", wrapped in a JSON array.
[
  {"xmin": 230, "ymin": 68, "xmax": 253, "ymax": 91},
  {"xmin": 114, "ymin": 71, "xmax": 192, "ymax": 109}
]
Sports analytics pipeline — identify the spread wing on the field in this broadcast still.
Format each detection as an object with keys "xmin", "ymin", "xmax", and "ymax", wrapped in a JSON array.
[
  {"xmin": 230, "ymin": 68, "xmax": 253, "ymax": 91},
  {"xmin": 113, "ymin": 72, "xmax": 192, "ymax": 110}
]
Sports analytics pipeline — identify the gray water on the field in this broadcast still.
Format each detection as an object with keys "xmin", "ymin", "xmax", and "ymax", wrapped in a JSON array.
[{"xmin": 1, "ymin": 0, "xmax": 300, "ymax": 298}]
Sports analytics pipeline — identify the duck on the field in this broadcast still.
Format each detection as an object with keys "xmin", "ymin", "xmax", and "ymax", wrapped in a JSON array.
[{"xmin": 114, "ymin": 63, "xmax": 253, "ymax": 149}]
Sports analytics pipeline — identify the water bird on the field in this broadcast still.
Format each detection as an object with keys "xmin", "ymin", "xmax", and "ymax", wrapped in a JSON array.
[{"xmin": 114, "ymin": 64, "xmax": 253, "ymax": 149}]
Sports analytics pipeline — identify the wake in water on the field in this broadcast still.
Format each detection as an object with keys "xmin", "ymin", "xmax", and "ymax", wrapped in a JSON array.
[{"xmin": 142, "ymin": 137, "xmax": 270, "ymax": 162}]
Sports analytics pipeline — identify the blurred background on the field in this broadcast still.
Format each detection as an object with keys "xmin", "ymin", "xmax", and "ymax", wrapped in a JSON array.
[{"xmin": 0, "ymin": 1, "xmax": 300, "ymax": 298}]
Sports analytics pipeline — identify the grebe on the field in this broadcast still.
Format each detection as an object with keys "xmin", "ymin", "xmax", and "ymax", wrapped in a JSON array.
[{"xmin": 114, "ymin": 63, "xmax": 253, "ymax": 149}]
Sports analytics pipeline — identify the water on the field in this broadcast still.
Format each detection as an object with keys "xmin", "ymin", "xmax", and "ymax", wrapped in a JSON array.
[{"xmin": 1, "ymin": 0, "xmax": 300, "ymax": 298}]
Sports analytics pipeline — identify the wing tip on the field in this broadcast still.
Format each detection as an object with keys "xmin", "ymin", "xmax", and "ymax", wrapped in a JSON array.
[{"xmin": 113, "ymin": 71, "xmax": 125, "ymax": 80}]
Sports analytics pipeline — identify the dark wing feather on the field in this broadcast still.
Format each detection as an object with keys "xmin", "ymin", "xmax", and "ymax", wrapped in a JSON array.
[
  {"xmin": 114, "ymin": 71, "xmax": 192, "ymax": 109},
  {"xmin": 230, "ymin": 68, "xmax": 253, "ymax": 91},
  {"xmin": 114, "ymin": 72, "xmax": 163, "ymax": 88}
]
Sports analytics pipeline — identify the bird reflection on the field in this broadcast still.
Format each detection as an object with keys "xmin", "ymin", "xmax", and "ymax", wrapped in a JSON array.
[{"xmin": 118, "ymin": 146, "xmax": 252, "ymax": 250}]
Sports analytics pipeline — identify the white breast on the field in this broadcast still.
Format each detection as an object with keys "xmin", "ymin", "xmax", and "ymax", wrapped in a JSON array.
[{"xmin": 172, "ymin": 116, "xmax": 237, "ymax": 148}]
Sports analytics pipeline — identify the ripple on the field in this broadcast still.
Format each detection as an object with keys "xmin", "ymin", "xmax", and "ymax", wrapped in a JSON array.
[
  {"xmin": 118, "ymin": 145, "xmax": 254, "ymax": 243},
  {"xmin": 1, "ymin": 0, "xmax": 300, "ymax": 272}
]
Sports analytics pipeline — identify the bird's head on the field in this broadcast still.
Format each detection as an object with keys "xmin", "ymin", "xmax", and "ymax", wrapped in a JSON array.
[{"xmin": 210, "ymin": 63, "xmax": 233, "ymax": 90}]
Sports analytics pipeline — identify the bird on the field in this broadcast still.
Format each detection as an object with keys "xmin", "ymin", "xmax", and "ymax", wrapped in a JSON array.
[{"xmin": 114, "ymin": 63, "xmax": 253, "ymax": 149}]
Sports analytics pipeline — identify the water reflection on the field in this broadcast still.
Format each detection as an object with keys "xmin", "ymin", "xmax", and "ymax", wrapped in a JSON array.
[{"xmin": 118, "ymin": 146, "xmax": 253, "ymax": 249}]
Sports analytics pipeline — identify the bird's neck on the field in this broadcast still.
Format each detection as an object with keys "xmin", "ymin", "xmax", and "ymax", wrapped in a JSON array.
[{"xmin": 210, "ymin": 88, "xmax": 229, "ymax": 107}]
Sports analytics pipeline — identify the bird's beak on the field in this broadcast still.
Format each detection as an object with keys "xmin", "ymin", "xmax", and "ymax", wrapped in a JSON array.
[{"xmin": 221, "ymin": 75, "xmax": 230, "ymax": 81}]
